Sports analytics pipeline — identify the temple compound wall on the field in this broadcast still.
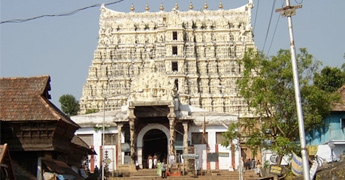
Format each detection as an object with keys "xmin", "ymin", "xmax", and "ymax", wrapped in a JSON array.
[{"xmin": 79, "ymin": 1, "xmax": 256, "ymax": 118}]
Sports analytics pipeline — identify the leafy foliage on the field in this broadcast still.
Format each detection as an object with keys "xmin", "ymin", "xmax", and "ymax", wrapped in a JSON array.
[
  {"xmin": 59, "ymin": 94, "xmax": 80, "ymax": 116},
  {"xmin": 85, "ymin": 109, "xmax": 99, "ymax": 114},
  {"xmin": 314, "ymin": 66, "xmax": 345, "ymax": 92},
  {"xmin": 223, "ymin": 48, "xmax": 339, "ymax": 165}
]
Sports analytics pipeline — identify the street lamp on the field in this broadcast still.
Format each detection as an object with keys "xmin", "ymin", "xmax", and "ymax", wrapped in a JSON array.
[
  {"xmin": 102, "ymin": 97, "xmax": 106, "ymax": 180},
  {"xmin": 233, "ymin": 128, "xmax": 243, "ymax": 180},
  {"xmin": 328, "ymin": 142, "xmax": 335, "ymax": 163}
]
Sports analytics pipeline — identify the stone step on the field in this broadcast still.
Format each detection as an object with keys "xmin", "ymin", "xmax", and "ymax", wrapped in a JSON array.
[{"xmin": 109, "ymin": 169, "xmax": 261, "ymax": 180}]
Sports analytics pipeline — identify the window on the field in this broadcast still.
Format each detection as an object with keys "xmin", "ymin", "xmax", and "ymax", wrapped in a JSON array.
[
  {"xmin": 191, "ymin": 132, "xmax": 208, "ymax": 144},
  {"xmin": 102, "ymin": 133, "xmax": 118, "ymax": 145},
  {"xmin": 172, "ymin": 62, "xmax": 178, "ymax": 71},
  {"xmin": 216, "ymin": 132, "xmax": 226, "ymax": 144},
  {"xmin": 77, "ymin": 134, "xmax": 94, "ymax": 146},
  {"xmin": 341, "ymin": 118, "xmax": 345, "ymax": 129},
  {"xmin": 172, "ymin": 46, "xmax": 178, "ymax": 55},
  {"xmin": 173, "ymin": 31, "xmax": 178, "ymax": 40}
]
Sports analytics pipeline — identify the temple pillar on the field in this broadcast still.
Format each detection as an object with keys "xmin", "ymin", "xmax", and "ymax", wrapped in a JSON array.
[
  {"xmin": 167, "ymin": 103, "xmax": 176, "ymax": 156},
  {"xmin": 182, "ymin": 121, "xmax": 189, "ymax": 155},
  {"xmin": 182, "ymin": 121, "xmax": 189, "ymax": 169},
  {"xmin": 117, "ymin": 123, "xmax": 123, "ymax": 166},
  {"xmin": 128, "ymin": 102, "xmax": 136, "ymax": 164}
]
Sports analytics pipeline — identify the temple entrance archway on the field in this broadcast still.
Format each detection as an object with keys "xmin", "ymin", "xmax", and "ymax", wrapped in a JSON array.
[{"xmin": 137, "ymin": 123, "xmax": 169, "ymax": 169}]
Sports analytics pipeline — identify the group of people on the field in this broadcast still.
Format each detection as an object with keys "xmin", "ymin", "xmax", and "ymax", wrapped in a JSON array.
[
  {"xmin": 244, "ymin": 158, "xmax": 260, "ymax": 170},
  {"xmin": 146, "ymin": 154, "xmax": 167, "ymax": 178}
]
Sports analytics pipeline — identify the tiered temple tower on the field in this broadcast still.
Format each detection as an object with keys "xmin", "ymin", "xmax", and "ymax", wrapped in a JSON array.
[{"xmin": 79, "ymin": 1, "xmax": 256, "ymax": 117}]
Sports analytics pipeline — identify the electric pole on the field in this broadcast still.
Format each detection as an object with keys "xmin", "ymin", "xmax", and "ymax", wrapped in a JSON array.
[{"xmin": 276, "ymin": 1, "xmax": 311, "ymax": 180}]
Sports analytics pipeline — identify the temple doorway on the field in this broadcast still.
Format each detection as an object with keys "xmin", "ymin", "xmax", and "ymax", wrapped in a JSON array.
[{"xmin": 143, "ymin": 129, "xmax": 167, "ymax": 168}]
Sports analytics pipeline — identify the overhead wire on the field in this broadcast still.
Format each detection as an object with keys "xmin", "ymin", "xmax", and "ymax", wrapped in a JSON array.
[
  {"xmin": 266, "ymin": 1, "xmax": 285, "ymax": 55},
  {"xmin": 1, "ymin": 0, "xmax": 124, "ymax": 24},
  {"xmin": 262, "ymin": 0, "xmax": 277, "ymax": 53},
  {"xmin": 252, "ymin": 0, "xmax": 260, "ymax": 32}
]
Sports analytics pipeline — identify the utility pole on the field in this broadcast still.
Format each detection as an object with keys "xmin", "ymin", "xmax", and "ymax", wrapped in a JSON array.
[{"xmin": 276, "ymin": 1, "xmax": 311, "ymax": 180}]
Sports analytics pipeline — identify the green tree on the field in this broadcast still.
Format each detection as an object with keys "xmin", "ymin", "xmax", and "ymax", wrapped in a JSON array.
[
  {"xmin": 314, "ymin": 66, "xmax": 345, "ymax": 92},
  {"xmin": 59, "ymin": 94, "xmax": 80, "ymax": 116},
  {"xmin": 85, "ymin": 109, "xmax": 99, "ymax": 114},
  {"xmin": 223, "ymin": 48, "xmax": 339, "ymax": 165}
]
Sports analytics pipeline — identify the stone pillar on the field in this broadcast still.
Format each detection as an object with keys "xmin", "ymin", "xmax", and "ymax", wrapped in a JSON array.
[
  {"xmin": 36, "ymin": 156, "xmax": 42, "ymax": 180},
  {"xmin": 117, "ymin": 123, "xmax": 123, "ymax": 166},
  {"xmin": 182, "ymin": 121, "xmax": 189, "ymax": 169},
  {"xmin": 182, "ymin": 121, "xmax": 189, "ymax": 155},
  {"xmin": 128, "ymin": 102, "xmax": 136, "ymax": 164},
  {"xmin": 167, "ymin": 103, "xmax": 176, "ymax": 156}
]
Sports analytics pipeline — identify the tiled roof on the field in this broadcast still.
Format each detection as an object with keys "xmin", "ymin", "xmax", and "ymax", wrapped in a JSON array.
[
  {"xmin": 332, "ymin": 85, "xmax": 345, "ymax": 111},
  {"xmin": 0, "ymin": 75, "xmax": 79, "ymax": 127},
  {"xmin": 71, "ymin": 136, "xmax": 97, "ymax": 155}
]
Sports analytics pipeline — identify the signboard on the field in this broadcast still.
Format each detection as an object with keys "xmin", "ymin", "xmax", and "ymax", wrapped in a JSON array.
[
  {"xmin": 207, "ymin": 153, "xmax": 218, "ymax": 162},
  {"xmin": 218, "ymin": 152, "xmax": 229, "ymax": 157},
  {"xmin": 270, "ymin": 165, "xmax": 282, "ymax": 176},
  {"xmin": 121, "ymin": 143, "xmax": 130, "ymax": 152},
  {"xmin": 182, "ymin": 154, "xmax": 199, "ymax": 159}
]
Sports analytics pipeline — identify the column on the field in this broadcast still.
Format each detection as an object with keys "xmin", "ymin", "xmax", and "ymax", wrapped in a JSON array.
[
  {"xmin": 117, "ymin": 123, "xmax": 123, "ymax": 166},
  {"xmin": 167, "ymin": 103, "xmax": 176, "ymax": 156},
  {"xmin": 182, "ymin": 121, "xmax": 189, "ymax": 169},
  {"xmin": 128, "ymin": 102, "xmax": 136, "ymax": 164},
  {"xmin": 36, "ymin": 157, "xmax": 42, "ymax": 180},
  {"xmin": 182, "ymin": 121, "xmax": 189, "ymax": 155}
]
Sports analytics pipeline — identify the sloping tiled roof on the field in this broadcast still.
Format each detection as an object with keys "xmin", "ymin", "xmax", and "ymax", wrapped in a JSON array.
[
  {"xmin": 332, "ymin": 85, "xmax": 345, "ymax": 111},
  {"xmin": 0, "ymin": 75, "xmax": 79, "ymax": 127},
  {"xmin": 71, "ymin": 136, "xmax": 97, "ymax": 155}
]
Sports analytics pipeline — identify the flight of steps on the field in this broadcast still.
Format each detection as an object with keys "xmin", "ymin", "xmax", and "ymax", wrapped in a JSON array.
[{"xmin": 108, "ymin": 169, "xmax": 263, "ymax": 180}]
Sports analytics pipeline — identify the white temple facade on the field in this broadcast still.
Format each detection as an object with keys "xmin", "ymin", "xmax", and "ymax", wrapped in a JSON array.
[
  {"xmin": 74, "ymin": 1, "xmax": 258, "ymax": 175},
  {"xmin": 79, "ymin": 1, "xmax": 256, "ymax": 118}
]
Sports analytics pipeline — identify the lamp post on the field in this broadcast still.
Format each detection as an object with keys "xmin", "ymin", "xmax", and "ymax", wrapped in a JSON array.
[
  {"xmin": 328, "ymin": 142, "xmax": 335, "ymax": 163},
  {"xmin": 233, "ymin": 128, "xmax": 243, "ymax": 180},
  {"xmin": 102, "ymin": 97, "xmax": 106, "ymax": 180}
]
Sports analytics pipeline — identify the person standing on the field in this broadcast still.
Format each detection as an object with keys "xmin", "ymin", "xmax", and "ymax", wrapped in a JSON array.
[
  {"xmin": 250, "ymin": 158, "xmax": 255, "ymax": 170},
  {"xmin": 161, "ymin": 162, "xmax": 167, "ymax": 178},
  {"xmin": 148, "ymin": 155, "xmax": 153, "ymax": 169},
  {"xmin": 153, "ymin": 154, "xmax": 158, "ymax": 169},
  {"xmin": 156, "ymin": 160, "xmax": 162, "ymax": 177}
]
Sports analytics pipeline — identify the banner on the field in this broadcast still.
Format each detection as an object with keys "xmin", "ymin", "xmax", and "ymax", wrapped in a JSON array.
[{"xmin": 291, "ymin": 152, "xmax": 303, "ymax": 176}]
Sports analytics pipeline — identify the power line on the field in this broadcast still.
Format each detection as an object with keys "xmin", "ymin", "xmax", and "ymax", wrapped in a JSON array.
[
  {"xmin": 252, "ymin": 0, "xmax": 260, "ymax": 31},
  {"xmin": 266, "ymin": 2, "xmax": 285, "ymax": 55},
  {"xmin": 266, "ymin": 15, "xmax": 280, "ymax": 55},
  {"xmin": 1, "ymin": 0, "xmax": 124, "ymax": 24},
  {"xmin": 262, "ymin": 0, "xmax": 277, "ymax": 53}
]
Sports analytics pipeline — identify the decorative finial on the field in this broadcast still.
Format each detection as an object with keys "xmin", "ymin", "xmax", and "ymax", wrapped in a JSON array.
[
  {"xmin": 130, "ymin": 3, "xmax": 135, "ymax": 12},
  {"xmin": 219, "ymin": 1, "xmax": 223, "ymax": 9},
  {"xmin": 160, "ymin": 3, "xmax": 164, "ymax": 11},
  {"xmin": 145, "ymin": 3, "xmax": 150, "ymax": 11},
  {"xmin": 189, "ymin": 1, "xmax": 194, "ymax": 10},
  {"xmin": 174, "ymin": 2, "xmax": 179, "ymax": 10},
  {"xmin": 204, "ymin": 2, "xmax": 208, "ymax": 10}
]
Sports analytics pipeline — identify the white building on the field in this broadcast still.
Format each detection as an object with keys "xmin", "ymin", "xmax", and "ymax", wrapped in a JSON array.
[{"xmin": 73, "ymin": 0, "xmax": 257, "ymax": 174}]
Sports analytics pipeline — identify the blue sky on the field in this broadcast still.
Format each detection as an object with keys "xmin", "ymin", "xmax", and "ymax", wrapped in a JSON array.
[{"xmin": 1, "ymin": 0, "xmax": 345, "ymax": 108}]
